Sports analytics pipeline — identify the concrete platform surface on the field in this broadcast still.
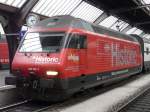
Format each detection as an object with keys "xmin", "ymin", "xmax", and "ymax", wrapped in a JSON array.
[
  {"xmin": 0, "ymin": 70, "xmax": 15, "ymax": 89},
  {"xmin": 46, "ymin": 74, "xmax": 150, "ymax": 112},
  {"xmin": 0, "ymin": 70, "xmax": 18, "ymax": 108}
]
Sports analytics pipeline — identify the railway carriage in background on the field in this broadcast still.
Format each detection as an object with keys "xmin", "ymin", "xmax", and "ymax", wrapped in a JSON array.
[
  {"xmin": 5, "ymin": 15, "xmax": 144, "ymax": 101},
  {"xmin": 131, "ymin": 34, "xmax": 150, "ymax": 72},
  {"xmin": 0, "ymin": 36, "xmax": 9, "ymax": 69},
  {"xmin": 143, "ymin": 37, "xmax": 150, "ymax": 71}
]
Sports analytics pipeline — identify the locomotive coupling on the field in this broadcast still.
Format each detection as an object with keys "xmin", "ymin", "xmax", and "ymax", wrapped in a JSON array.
[{"xmin": 5, "ymin": 76, "xmax": 55, "ymax": 89}]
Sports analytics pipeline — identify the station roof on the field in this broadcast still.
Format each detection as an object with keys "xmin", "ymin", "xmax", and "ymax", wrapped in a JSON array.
[{"xmin": 0, "ymin": 0, "xmax": 150, "ymax": 38}]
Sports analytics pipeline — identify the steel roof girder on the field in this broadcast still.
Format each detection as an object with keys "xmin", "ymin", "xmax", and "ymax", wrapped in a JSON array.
[{"xmin": 94, "ymin": 12, "xmax": 109, "ymax": 24}]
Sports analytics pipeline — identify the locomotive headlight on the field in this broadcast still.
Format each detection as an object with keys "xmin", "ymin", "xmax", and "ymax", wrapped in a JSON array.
[{"xmin": 46, "ymin": 71, "xmax": 58, "ymax": 76}]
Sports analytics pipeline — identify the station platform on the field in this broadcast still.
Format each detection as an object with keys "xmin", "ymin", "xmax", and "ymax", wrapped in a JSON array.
[
  {"xmin": 0, "ymin": 70, "xmax": 19, "ymax": 108},
  {"xmin": 0, "ymin": 70, "xmax": 15, "ymax": 90},
  {"xmin": 49, "ymin": 73, "xmax": 150, "ymax": 112},
  {"xmin": 1, "ymin": 70, "xmax": 150, "ymax": 112}
]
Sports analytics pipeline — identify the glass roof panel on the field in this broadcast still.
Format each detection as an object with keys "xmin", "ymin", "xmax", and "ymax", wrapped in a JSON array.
[
  {"xmin": 0, "ymin": 0, "xmax": 27, "ymax": 8},
  {"xmin": 17, "ymin": 0, "xmax": 26, "ymax": 8},
  {"xmin": 143, "ymin": 34, "xmax": 150, "ymax": 39},
  {"xmin": 143, "ymin": 34, "xmax": 149, "ymax": 37},
  {"xmin": 110, "ymin": 20, "xmax": 129, "ymax": 31},
  {"xmin": 126, "ymin": 27, "xmax": 137, "ymax": 34},
  {"xmin": 141, "ymin": 0, "xmax": 150, "ymax": 11},
  {"xmin": 32, "ymin": 0, "xmax": 45, "ymax": 12},
  {"xmin": 143, "ymin": 0, "xmax": 150, "ymax": 4},
  {"xmin": 99, "ymin": 16, "xmax": 118, "ymax": 28},
  {"xmin": 32, "ymin": 0, "xmax": 82, "ymax": 17},
  {"xmin": 146, "ymin": 35, "xmax": 150, "ymax": 39},
  {"xmin": 132, "ymin": 29, "xmax": 143, "ymax": 35},
  {"xmin": 12, "ymin": 0, "xmax": 23, "ymax": 7},
  {"xmin": 71, "ymin": 1, "xmax": 103, "ymax": 22},
  {"xmin": 6, "ymin": 0, "xmax": 14, "ymax": 5},
  {"xmin": 0, "ymin": 0, "xmax": 7, "ymax": 3}
]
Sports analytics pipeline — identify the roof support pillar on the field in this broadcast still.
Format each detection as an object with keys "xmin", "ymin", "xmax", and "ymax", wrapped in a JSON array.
[
  {"xmin": 94, "ymin": 12, "xmax": 109, "ymax": 24},
  {"xmin": 14, "ymin": 0, "xmax": 39, "ymax": 27}
]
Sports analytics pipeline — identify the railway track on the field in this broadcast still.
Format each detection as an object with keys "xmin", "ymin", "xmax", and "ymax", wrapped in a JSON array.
[
  {"xmin": 0, "ymin": 99, "xmax": 30, "ymax": 111},
  {"xmin": 117, "ymin": 86, "xmax": 150, "ymax": 112},
  {"xmin": 0, "ymin": 73, "xmax": 146, "ymax": 112},
  {"xmin": 0, "ymin": 99, "xmax": 53, "ymax": 112}
]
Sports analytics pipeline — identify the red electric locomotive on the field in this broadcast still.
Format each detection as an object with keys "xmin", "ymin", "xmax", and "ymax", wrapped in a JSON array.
[
  {"xmin": 0, "ymin": 37, "xmax": 9, "ymax": 69},
  {"xmin": 6, "ymin": 15, "xmax": 143, "ymax": 101}
]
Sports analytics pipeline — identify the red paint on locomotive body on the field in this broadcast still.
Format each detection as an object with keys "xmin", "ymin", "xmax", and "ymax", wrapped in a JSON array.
[
  {"xmin": 91, "ymin": 34, "xmax": 140, "ymax": 71},
  {"xmin": 12, "ymin": 27, "xmax": 142, "ymax": 79}
]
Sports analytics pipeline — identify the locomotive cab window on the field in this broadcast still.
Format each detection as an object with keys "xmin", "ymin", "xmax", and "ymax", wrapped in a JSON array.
[
  {"xmin": 67, "ymin": 34, "xmax": 87, "ymax": 49},
  {"xmin": 19, "ymin": 32, "xmax": 65, "ymax": 52}
]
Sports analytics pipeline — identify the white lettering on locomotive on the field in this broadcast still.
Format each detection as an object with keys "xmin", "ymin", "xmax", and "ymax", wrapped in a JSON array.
[
  {"xmin": 0, "ymin": 59, "xmax": 9, "ymax": 63},
  {"xmin": 111, "ymin": 43, "xmax": 136, "ymax": 66},
  {"xmin": 32, "ymin": 56, "xmax": 60, "ymax": 63}
]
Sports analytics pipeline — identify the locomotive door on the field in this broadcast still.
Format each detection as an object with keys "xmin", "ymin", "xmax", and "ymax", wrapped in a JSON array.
[
  {"xmin": 78, "ymin": 35, "xmax": 87, "ymax": 74},
  {"xmin": 67, "ymin": 33, "xmax": 87, "ymax": 75},
  {"xmin": 67, "ymin": 33, "xmax": 87, "ymax": 88}
]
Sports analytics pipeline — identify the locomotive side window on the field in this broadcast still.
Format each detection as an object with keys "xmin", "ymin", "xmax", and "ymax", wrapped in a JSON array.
[
  {"xmin": 79, "ymin": 35, "xmax": 87, "ymax": 49},
  {"xmin": 67, "ymin": 34, "xmax": 87, "ymax": 49},
  {"xmin": 67, "ymin": 34, "xmax": 79, "ymax": 49}
]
